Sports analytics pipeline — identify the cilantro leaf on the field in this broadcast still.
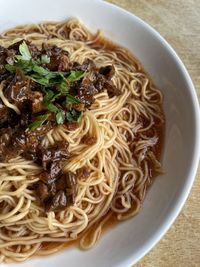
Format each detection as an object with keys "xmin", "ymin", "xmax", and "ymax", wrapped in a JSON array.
[
  {"xmin": 18, "ymin": 59, "xmax": 35, "ymax": 72},
  {"xmin": 43, "ymin": 89, "xmax": 61, "ymax": 104},
  {"xmin": 16, "ymin": 41, "xmax": 32, "ymax": 61},
  {"xmin": 29, "ymin": 120, "xmax": 44, "ymax": 131},
  {"xmin": 43, "ymin": 90, "xmax": 55, "ymax": 104},
  {"xmin": 46, "ymin": 103, "xmax": 59, "ymax": 113},
  {"xmin": 29, "ymin": 113, "xmax": 50, "ymax": 130},
  {"xmin": 66, "ymin": 94, "xmax": 80, "ymax": 104},
  {"xmin": 5, "ymin": 64, "xmax": 16, "ymax": 73},
  {"xmin": 35, "ymin": 54, "xmax": 50, "ymax": 65},
  {"xmin": 45, "ymin": 103, "xmax": 64, "ymax": 124},
  {"xmin": 28, "ymin": 74, "xmax": 50, "ymax": 86},
  {"xmin": 66, "ymin": 109, "xmax": 81, "ymax": 122},
  {"xmin": 32, "ymin": 65, "xmax": 50, "ymax": 76},
  {"xmin": 56, "ymin": 111, "xmax": 64, "ymax": 124},
  {"xmin": 51, "ymin": 92, "xmax": 61, "ymax": 102},
  {"xmin": 41, "ymin": 54, "xmax": 50, "ymax": 64},
  {"xmin": 60, "ymin": 80, "xmax": 69, "ymax": 95},
  {"xmin": 66, "ymin": 70, "xmax": 86, "ymax": 82},
  {"xmin": 6, "ymin": 59, "xmax": 34, "ymax": 73}
]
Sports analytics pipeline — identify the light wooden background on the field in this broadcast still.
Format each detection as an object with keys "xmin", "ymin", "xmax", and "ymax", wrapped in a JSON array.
[{"xmin": 107, "ymin": 1, "xmax": 200, "ymax": 266}]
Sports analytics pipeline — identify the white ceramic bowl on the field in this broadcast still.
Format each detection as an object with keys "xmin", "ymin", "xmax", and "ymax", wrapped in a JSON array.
[{"xmin": 0, "ymin": 0, "xmax": 199, "ymax": 266}]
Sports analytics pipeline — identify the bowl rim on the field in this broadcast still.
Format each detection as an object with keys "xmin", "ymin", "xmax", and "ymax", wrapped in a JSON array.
[
  {"xmin": 99, "ymin": 1, "xmax": 200, "ymax": 266},
  {"xmin": 0, "ymin": 0, "xmax": 200, "ymax": 266}
]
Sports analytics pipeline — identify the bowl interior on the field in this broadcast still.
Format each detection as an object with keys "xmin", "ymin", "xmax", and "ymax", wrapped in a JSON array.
[{"xmin": 0, "ymin": 0, "xmax": 199, "ymax": 266}]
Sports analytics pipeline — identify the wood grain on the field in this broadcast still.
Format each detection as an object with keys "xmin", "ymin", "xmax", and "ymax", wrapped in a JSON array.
[{"xmin": 107, "ymin": 1, "xmax": 200, "ymax": 266}]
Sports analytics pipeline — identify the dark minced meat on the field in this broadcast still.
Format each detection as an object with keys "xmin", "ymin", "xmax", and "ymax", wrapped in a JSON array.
[
  {"xmin": 4, "ymin": 69, "xmax": 44, "ymax": 113},
  {"xmin": 19, "ymin": 100, "xmax": 33, "ymax": 127},
  {"xmin": 0, "ymin": 40, "xmax": 122, "ymax": 212},
  {"xmin": 46, "ymin": 190, "xmax": 67, "ymax": 212},
  {"xmin": 35, "ymin": 170, "xmax": 77, "ymax": 212},
  {"xmin": 0, "ymin": 72, "xmax": 11, "ymax": 83},
  {"xmin": 73, "ymin": 83, "xmax": 99, "ymax": 108},
  {"xmin": 29, "ymin": 141, "xmax": 77, "ymax": 212},
  {"xmin": 8, "ymin": 40, "xmax": 24, "ymax": 51},
  {"xmin": 65, "ymin": 122, "xmax": 79, "ymax": 131},
  {"xmin": 36, "ymin": 182, "xmax": 49, "ymax": 202},
  {"xmin": 8, "ymin": 40, "xmax": 41, "ymax": 60},
  {"xmin": 28, "ymin": 43, "xmax": 41, "ymax": 59},
  {"xmin": 81, "ymin": 134, "xmax": 97, "ymax": 145},
  {"xmin": 39, "ymin": 141, "xmax": 69, "ymax": 170},
  {"xmin": 27, "ymin": 90, "xmax": 44, "ymax": 114},
  {"xmin": 0, "ymin": 45, "xmax": 7, "ymax": 74},
  {"xmin": 42, "ymin": 44, "xmax": 69, "ymax": 71},
  {"xmin": 104, "ymin": 80, "xmax": 122, "ymax": 98},
  {"xmin": 8, "ymin": 123, "xmax": 53, "ymax": 162},
  {"xmin": 99, "ymin": 65, "xmax": 115, "ymax": 80},
  {"xmin": 77, "ymin": 167, "xmax": 90, "ymax": 180},
  {"xmin": 37, "ymin": 141, "xmax": 69, "ymax": 183},
  {"xmin": 4, "ymin": 69, "xmax": 30, "ymax": 107},
  {"xmin": 69, "ymin": 62, "xmax": 121, "ymax": 107},
  {"xmin": 0, "ymin": 99, "xmax": 10, "ymax": 125},
  {"xmin": 12, "ymin": 130, "xmax": 41, "ymax": 160},
  {"xmin": 72, "ymin": 59, "xmax": 96, "ymax": 72}
]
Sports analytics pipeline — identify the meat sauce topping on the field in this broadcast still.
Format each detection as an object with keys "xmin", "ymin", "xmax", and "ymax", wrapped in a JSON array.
[{"xmin": 0, "ymin": 40, "xmax": 121, "ymax": 211}]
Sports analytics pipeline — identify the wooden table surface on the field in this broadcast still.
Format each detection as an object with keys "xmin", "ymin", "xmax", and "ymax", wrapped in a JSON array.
[{"xmin": 107, "ymin": 0, "xmax": 200, "ymax": 266}]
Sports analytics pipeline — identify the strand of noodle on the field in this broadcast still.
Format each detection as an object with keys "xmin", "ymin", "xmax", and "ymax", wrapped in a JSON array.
[
  {"xmin": 0, "ymin": 197, "xmax": 24, "ymax": 220},
  {"xmin": 0, "ymin": 82, "xmax": 21, "ymax": 114},
  {"xmin": 80, "ymin": 212, "xmax": 112, "ymax": 250}
]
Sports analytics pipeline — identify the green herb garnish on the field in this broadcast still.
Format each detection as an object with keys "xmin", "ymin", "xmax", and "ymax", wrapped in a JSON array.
[
  {"xmin": 59, "ymin": 79, "xmax": 69, "ymax": 95},
  {"xmin": 66, "ymin": 94, "xmax": 81, "ymax": 104},
  {"xmin": 29, "ymin": 114, "xmax": 50, "ymax": 130},
  {"xmin": 40, "ymin": 54, "xmax": 50, "ymax": 64},
  {"xmin": 45, "ymin": 102, "xmax": 59, "ymax": 113},
  {"xmin": 66, "ymin": 109, "xmax": 81, "ymax": 122},
  {"xmin": 16, "ymin": 41, "xmax": 32, "ymax": 61},
  {"xmin": 66, "ymin": 70, "xmax": 86, "ymax": 82},
  {"xmin": 56, "ymin": 111, "xmax": 64, "ymax": 124},
  {"xmin": 6, "ymin": 41, "xmax": 86, "ymax": 128}
]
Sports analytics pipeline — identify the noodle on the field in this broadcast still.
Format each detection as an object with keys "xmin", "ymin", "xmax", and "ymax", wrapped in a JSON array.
[{"xmin": 0, "ymin": 18, "xmax": 164, "ymax": 262}]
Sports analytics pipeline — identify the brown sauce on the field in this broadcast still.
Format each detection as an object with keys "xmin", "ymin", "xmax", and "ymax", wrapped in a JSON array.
[
  {"xmin": 39, "ymin": 212, "xmax": 119, "ymax": 254},
  {"xmin": 40, "ymin": 239, "xmax": 77, "ymax": 252}
]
